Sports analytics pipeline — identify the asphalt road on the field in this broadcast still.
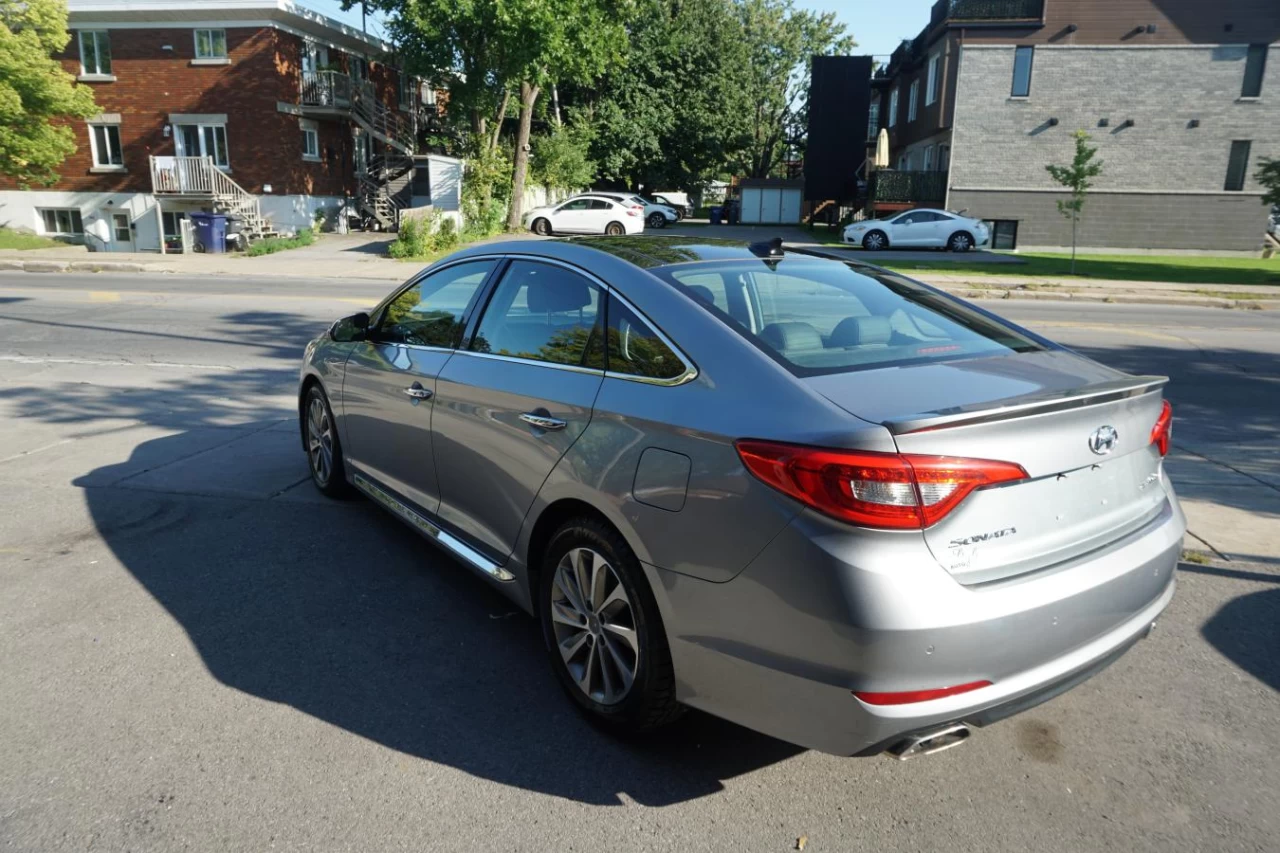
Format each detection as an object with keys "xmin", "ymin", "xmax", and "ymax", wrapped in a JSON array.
[{"xmin": 1, "ymin": 272, "xmax": 1277, "ymax": 852}]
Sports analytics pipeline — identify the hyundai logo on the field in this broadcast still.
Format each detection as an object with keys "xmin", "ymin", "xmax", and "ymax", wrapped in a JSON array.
[{"xmin": 1089, "ymin": 425, "xmax": 1119, "ymax": 455}]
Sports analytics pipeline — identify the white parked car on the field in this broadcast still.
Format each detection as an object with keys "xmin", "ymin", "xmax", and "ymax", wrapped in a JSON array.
[
  {"xmin": 526, "ymin": 195, "xmax": 645, "ymax": 236},
  {"xmin": 589, "ymin": 192, "xmax": 678, "ymax": 229},
  {"xmin": 844, "ymin": 208, "xmax": 990, "ymax": 252}
]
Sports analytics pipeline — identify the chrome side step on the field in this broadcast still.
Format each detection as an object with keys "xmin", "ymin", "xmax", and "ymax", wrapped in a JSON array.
[{"xmin": 353, "ymin": 473, "xmax": 515, "ymax": 582}]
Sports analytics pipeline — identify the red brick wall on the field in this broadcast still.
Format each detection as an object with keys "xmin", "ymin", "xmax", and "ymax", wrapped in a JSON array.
[{"xmin": 0, "ymin": 25, "xmax": 408, "ymax": 198}]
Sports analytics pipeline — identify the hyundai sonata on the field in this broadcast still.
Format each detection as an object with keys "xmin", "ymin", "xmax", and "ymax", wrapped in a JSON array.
[{"xmin": 299, "ymin": 236, "xmax": 1182, "ymax": 758}]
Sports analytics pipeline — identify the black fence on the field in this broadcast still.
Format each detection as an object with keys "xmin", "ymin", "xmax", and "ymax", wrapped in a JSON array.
[
  {"xmin": 931, "ymin": 0, "xmax": 1044, "ymax": 26},
  {"xmin": 869, "ymin": 170, "xmax": 949, "ymax": 204}
]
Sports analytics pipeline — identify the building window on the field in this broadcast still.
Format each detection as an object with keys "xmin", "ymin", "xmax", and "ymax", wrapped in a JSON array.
[
  {"xmin": 162, "ymin": 211, "xmax": 186, "ymax": 253},
  {"xmin": 1011, "ymin": 46, "xmax": 1034, "ymax": 97},
  {"xmin": 89, "ymin": 124, "xmax": 124, "ymax": 168},
  {"xmin": 926, "ymin": 53, "xmax": 942, "ymax": 106},
  {"xmin": 301, "ymin": 120, "xmax": 320, "ymax": 161},
  {"xmin": 1224, "ymin": 140, "xmax": 1252, "ymax": 191},
  {"xmin": 175, "ymin": 123, "xmax": 229, "ymax": 168},
  {"xmin": 349, "ymin": 56, "xmax": 369, "ymax": 80},
  {"xmin": 908, "ymin": 80, "xmax": 919, "ymax": 121},
  {"xmin": 983, "ymin": 220, "xmax": 1019, "ymax": 250},
  {"xmin": 397, "ymin": 72, "xmax": 411, "ymax": 108},
  {"xmin": 888, "ymin": 88, "xmax": 899, "ymax": 127},
  {"xmin": 39, "ymin": 209, "xmax": 84, "ymax": 236},
  {"xmin": 897, "ymin": 153, "xmax": 909, "ymax": 170},
  {"xmin": 867, "ymin": 101, "xmax": 879, "ymax": 138},
  {"xmin": 1242, "ymin": 44, "xmax": 1267, "ymax": 98},
  {"xmin": 78, "ymin": 31, "xmax": 111, "ymax": 76},
  {"xmin": 923, "ymin": 145, "xmax": 935, "ymax": 171},
  {"xmin": 194, "ymin": 29, "xmax": 227, "ymax": 60},
  {"xmin": 937, "ymin": 144, "xmax": 950, "ymax": 171}
]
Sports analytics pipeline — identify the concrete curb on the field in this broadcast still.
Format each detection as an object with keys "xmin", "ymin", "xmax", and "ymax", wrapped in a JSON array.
[
  {"xmin": 2, "ymin": 259, "xmax": 156, "ymax": 274},
  {"xmin": 932, "ymin": 284, "xmax": 1276, "ymax": 311}
]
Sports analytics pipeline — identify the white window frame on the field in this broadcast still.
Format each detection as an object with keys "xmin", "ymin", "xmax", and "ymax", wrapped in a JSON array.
[
  {"xmin": 175, "ymin": 122, "xmax": 230, "ymax": 169},
  {"xmin": 78, "ymin": 30, "xmax": 112, "ymax": 78},
  {"xmin": 908, "ymin": 80, "xmax": 919, "ymax": 122},
  {"xmin": 888, "ymin": 88, "xmax": 899, "ymax": 127},
  {"xmin": 301, "ymin": 119, "xmax": 320, "ymax": 162},
  {"xmin": 88, "ymin": 122, "xmax": 125, "ymax": 171},
  {"xmin": 193, "ymin": 29, "xmax": 228, "ymax": 62},
  {"xmin": 926, "ymin": 53, "xmax": 941, "ymax": 106},
  {"xmin": 923, "ymin": 145, "xmax": 935, "ymax": 172},
  {"xmin": 38, "ymin": 209, "xmax": 85, "ymax": 237}
]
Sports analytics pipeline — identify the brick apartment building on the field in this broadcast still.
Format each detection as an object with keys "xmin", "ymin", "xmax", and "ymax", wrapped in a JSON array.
[
  {"xmin": 0, "ymin": 0, "xmax": 458, "ymax": 252},
  {"xmin": 862, "ymin": 0, "xmax": 1279, "ymax": 251}
]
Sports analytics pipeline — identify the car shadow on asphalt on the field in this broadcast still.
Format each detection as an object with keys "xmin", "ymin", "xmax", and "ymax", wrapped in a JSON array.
[{"xmin": 1199, "ymin": 583, "xmax": 1280, "ymax": 694}]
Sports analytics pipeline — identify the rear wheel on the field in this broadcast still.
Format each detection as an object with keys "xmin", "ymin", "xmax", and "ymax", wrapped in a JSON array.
[
  {"xmin": 539, "ymin": 518, "xmax": 682, "ymax": 733},
  {"xmin": 605, "ymin": 221, "xmax": 625, "ymax": 236},
  {"xmin": 532, "ymin": 217, "xmax": 553, "ymax": 236},
  {"xmin": 948, "ymin": 231, "xmax": 974, "ymax": 252},
  {"xmin": 862, "ymin": 230, "xmax": 888, "ymax": 251},
  {"xmin": 303, "ymin": 384, "xmax": 351, "ymax": 498},
  {"xmin": 646, "ymin": 212, "xmax": 667, "ymax": 229}
]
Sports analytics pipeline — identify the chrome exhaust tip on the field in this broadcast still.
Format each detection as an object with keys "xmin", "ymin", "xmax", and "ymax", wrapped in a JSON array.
[{"xmin": 887, "ymin": 723, "xmax": 972, "ymax": 760}]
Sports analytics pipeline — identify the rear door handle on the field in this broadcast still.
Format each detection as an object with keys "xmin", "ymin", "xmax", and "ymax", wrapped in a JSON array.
[
  {"xmin": 519, "ymin": 412, "xmax": 566, "ymax": 431},
  {"xmin": 403, "ymin": 383, "xmax": 433, "ymax": 400}
]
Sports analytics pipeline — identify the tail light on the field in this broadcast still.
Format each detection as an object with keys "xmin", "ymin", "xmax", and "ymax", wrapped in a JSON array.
[
  {"xmin": 735, "ymin": 440, "xmax": 1027, "ymax": 530},
  {"xmin": 1150, "ymin": 400, "xmax": 1172, "ymax": 456},
  {"xmin": 626, "ymin": 209, "xmax": 641, "ymax": 217},
  {"xmin": 855, "ymin": 680, "xmax": 991, "ymax": 706}
]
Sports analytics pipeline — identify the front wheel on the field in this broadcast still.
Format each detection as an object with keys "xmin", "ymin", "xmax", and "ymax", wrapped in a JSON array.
[
  {"xmin": 532, "ymin": 217, "xmax": 553, "ymax": 237},
  {"xmin": 862, "ymin": 230, "xmax": 888, "ymax": 251},
  {"xmin": 539, "ymin": 518, "xmax": 683, "ymax": 733},
  {"xmin": 303, "ymin": 385, "xmax": 351, "ymax": 498},
  {"xmin": 948, "ymin": 231, "xmax": 974, "ymax": 252},
  {"xmin": 605, "ymin": 221, "xmax": 625, "ymax": 236}
]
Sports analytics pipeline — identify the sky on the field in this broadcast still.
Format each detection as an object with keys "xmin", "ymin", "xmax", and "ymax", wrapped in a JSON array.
[{"xmin": 310, "ymin": 0, "xmax": 933, "ymax": 59}]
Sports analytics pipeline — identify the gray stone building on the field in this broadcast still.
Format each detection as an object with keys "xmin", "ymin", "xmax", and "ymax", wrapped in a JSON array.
[{"xmin": 864, "ymin": 0, "xmax": 1279, "ymax": 252}]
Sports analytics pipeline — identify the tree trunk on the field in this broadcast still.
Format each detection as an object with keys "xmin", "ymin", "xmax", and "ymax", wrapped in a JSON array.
[
  {"xmin": 1071, "ymin": 213, "xmax": 1078, "ymax": 275},
  {"xmin": 488, "ymin": 87, "xmax": 510, "ymax": 155},
  {"xmin": 551, "ymin": 84, "xmax": 562, "ymax": 127},
  {"xmin": 505, "ymin": 81, "xmax": 540, "ymax": 232}
]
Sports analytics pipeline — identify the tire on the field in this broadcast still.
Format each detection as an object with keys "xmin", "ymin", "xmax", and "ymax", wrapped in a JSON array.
[
  {"xmin": 539, "ymin": 517, "xmax": 683, "ymax": 734},
  {"xmin": 303, "ymin": 384, "xmax": 351, "ymax": 498},
  {"xmin": 948, "ymin": 231, "xmax": 974, "ymax": 253},
  {"xmin": 532, "ymin": 217, "xmax": 553, "ymax": 237},
  {"xmin": 605, "ymin": 221, "xmax": 625, "ymax": 236},
  {"xmin": 862, "ymin": 230, "xmax": 888, "ymax": 251},
  {"xmin": 646, "ymin": 212, "xmax": 666, "ymax": 229}
]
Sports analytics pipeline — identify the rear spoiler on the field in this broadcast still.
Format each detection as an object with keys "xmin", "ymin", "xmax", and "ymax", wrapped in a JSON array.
[{"xmin": 886, "ymin": 376, "xmax": 1168, "ymax": 435}]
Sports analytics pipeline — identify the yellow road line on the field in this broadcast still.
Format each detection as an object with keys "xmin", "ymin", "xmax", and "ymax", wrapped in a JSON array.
[{"xmin": 89, "ymin": 291, "xmax": 120, "ymax": 302}]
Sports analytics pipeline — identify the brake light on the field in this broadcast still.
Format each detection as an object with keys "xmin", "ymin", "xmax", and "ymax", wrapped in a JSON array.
[
  {"xmin": 626, "ymin": 209, "xmax": 641, "ymax": 216},
  {"xmin": 855, "ymin": 680, "xmax": 992, "ymax": 706},
  {"xmin": 735, "ymin": 440, "xmax": 1027, "ymax": 529},
  {"xmin": 1150, "ymin": 399, "xmax": 1172, "ymax": 456}
]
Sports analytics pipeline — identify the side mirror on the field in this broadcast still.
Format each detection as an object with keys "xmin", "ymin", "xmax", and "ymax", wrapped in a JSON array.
[{"xmin": 330, "ymin": 311, "xmax": 369, "ymax": 342}]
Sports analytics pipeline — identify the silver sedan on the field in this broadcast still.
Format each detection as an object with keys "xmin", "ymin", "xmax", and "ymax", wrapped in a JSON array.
[{"xmin": 298, "ymin": 237, "xmax": 1183, "ymax": 758}]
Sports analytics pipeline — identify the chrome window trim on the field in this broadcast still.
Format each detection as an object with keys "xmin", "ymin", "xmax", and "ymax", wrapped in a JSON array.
[
  {"xmin": 451, "ymin": 349, "xmax": 605, "ymax": 377},
  {"xmin": 369, "ymin": 254, "xmax": 507, "ymax": 326},
  {"xmin": 604, "ymin": 288, "xmax": 700, "ymax": 387}
]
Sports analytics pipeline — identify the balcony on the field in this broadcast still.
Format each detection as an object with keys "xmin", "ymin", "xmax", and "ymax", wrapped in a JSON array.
[
  {"xmin": 300, "ymin": 69, "xmax": 355, "ymax": 109},
  {"xmin": 930, "ymin": 0, "xmax": 1044, "ymax": 26},
  {"xmin": 869, "ymin": 169, "xmax": 948, "ymax": 205}
]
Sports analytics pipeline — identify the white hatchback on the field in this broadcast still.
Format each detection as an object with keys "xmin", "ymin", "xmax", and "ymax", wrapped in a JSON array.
[
  {"xmin": 844, "ymin": 209, "xmax": 989, "ymax": 252},
  {"xmin": 527, "ymin": 195, "xmax": 645, "ymax": 237}
]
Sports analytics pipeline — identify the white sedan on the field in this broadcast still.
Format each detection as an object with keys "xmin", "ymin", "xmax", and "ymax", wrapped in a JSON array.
[
  {"xmin": 527, "ymin": 195, "xmax": 645, "ymax": 236},
  {"xmin": 843, "ymin": 208, "xmax": 989, "ymax": 252}
]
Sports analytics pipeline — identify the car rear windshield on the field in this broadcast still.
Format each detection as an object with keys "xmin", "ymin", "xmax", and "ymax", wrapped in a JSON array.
[{"xmin": 652, "ymin": 259, "xmax": 1044, "ymax": 375}]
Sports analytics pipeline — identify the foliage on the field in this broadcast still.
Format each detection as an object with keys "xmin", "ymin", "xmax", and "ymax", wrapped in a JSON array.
[
  {"xmin": 1045, "ymin": 130, "xmax": 1104, "ymax": 272},
  {"xmin": 0, "ymin": 0, "xmax": 99, "ymax": 187},
  {"xmin": 244, "ymin": 228, "xmax": 314, "ymax": 256},
  {"xmin": 1255, "ymin": 157, "xmax": 1280, "ymax": 209},
  {"xmin": 460, "ymin": 133, "xmax": 512, "ymax": 239},
  {"xmin": 0, "ymin": 226, "xmax": 61, "ymax": 249},
  {"xmin": 530, "ymin": 114, "xmax": 595, "ymax": 190},
  {"xmin": 387, "ymin": 209, "xmax": 461, "ymax": 260}
]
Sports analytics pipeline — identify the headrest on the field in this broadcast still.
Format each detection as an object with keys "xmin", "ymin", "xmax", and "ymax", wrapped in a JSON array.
[
  {"xmin": 527, "ymin": 275, "xmax": 592, "ymax": 313},
  {"xmin": 761, "ymin": 321, "xmax": 823, "ymax": 352},
  {"xmin": 686, "ymin": 284, "xmax": 715, "ymax": 305},
  {"xmin": 830, "ymin": 315, "xmax": 893, "ymax": 347}
]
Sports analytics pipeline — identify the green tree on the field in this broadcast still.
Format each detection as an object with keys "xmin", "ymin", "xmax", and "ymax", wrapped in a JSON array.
[
  {"xmin": 530, "ymin": 113, "xmax": 596, "ymax": 190},
  {"xmin": 1045, "ymin": 130, "xmax": 1104, "ymax": 274},
  {"xmin": 0, "ymin": 0, "xmax": 98, "ymax": 187},
  {"xmin": 1255, "ymin": 157, "xmax": 1280, "ymax": 208}
]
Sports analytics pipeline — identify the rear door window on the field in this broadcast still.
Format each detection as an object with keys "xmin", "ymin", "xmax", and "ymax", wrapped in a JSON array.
[{"xmin": 654, "ymin": 260, "xmax": 1043, "ymax": 375}]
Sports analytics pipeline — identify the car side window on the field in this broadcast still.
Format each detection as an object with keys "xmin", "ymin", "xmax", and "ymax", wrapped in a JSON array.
[
  {"xmin": 589, "ymin": 199, "xmax": 612, "ymax": 211},
  {"xmin": 375, "ymin": 260, "xmax": 495, "ymax": 347},
  {"xmin": 471, "ymin": 261, "xmax": 603, "ymax": 367},
  {"xmin": 558, "ymin": 199, "xmax": 591, "ymax": 212},
  {"xmin": 606, "ymin": 297, "xmax": 687, "ymax": 381}
]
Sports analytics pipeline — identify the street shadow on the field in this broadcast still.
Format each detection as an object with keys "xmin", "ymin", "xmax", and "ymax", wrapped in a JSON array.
[
  {"xmin": 340, "ymin": 236, "xmax": 398, "ymax": 255},
  {"xmin": 1202, "ymin": 587, "xmax": 1280, "ymax": 693},
  {"xmin": 0, "ymin": 307, "xmax": 802, "ymax": 805}
]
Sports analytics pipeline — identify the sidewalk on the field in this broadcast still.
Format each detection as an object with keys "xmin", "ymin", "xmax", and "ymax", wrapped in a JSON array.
[{"xmin": 3, "ymin": 233, "xmax": 1278, "ymax": 308}]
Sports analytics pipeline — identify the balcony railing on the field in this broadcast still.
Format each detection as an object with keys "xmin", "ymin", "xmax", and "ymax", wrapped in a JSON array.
[
  {"xmin": 150, "ymin": 155, "xmax": 219, "ymax": 194},
  {"xmin": 869, "ymin": 169, "xmax": 948, "ymax": 204},
  {"xmin": 931, "ymin": 0, "xmax": 1044, "ymax": 25},
  {"xmin": 301, "ymin": 69, "xmax": 354, "ymax": 108}
]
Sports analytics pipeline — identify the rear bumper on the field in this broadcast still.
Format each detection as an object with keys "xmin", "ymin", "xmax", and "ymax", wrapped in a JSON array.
[{"xmin": 645, "ymin": 493, "xmax": 1184, "ymax": 756}]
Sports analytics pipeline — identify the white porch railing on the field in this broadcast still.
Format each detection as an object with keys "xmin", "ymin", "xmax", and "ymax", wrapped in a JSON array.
[{"xmin": 150, "ymin": 155, "xmax": 217, "ymax": 194}]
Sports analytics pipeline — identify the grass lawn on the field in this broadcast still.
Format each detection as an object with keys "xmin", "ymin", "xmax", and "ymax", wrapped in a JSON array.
[
  {"xmin": 0, "ymin": 227, "xmax": 61, "ymax": 250},
  {"xmin": 875, "ymin": 251, "xmax": 1280, "ymax": 287}
]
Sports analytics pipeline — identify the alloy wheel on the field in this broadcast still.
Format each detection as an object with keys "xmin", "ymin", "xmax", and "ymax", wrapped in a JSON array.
[
  {"xmin": 307, "ymin": 396, "xmax": 334, "ymax": 486},
  {"xmin": 550, "ymin": 547, "xmax": 640, "ymax": 705},
  {"xmin": 951, "ymin": 233, "xmax": 972, "ymax": 252},
  {"xmin": 864, "ymin": 232, "xmax": 886, "ymax": 250}
]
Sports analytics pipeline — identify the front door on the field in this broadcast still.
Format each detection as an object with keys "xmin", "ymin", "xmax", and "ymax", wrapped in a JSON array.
[
  {"xmin": 432, "ymin": 259, "xmax": 605, "ymax": 557},
  {"xmin": 340, "ymin": 259, "xmax": 498, "ymax": 515},
  {"xmin": 550, "ymin": 198, "xmax": 593, "ymax": 233},
  {"xmin": 891, "ymin": 211, "xmax": 932, "ymax": 246},
  {"xmin": 104, "ymin": 211, "xmax": 134, "ymax": 252}
]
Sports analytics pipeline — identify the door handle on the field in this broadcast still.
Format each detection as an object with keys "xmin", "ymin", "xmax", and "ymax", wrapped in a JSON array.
[
  {"xmin": 403, "ymin": 383, "xmax": 433, "ymax": 400},
  {"xmin": 519, "ymin": 412, "xmax": 567, "ymax": 431}
]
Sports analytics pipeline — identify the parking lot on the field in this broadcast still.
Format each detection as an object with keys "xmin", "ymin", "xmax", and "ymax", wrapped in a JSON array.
[{"xmin": 1, "ymin": 272, "xmax": 1277, "ymax": 852}]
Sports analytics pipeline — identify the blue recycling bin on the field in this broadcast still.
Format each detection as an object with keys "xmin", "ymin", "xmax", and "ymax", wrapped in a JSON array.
[
  {"xmin": 189, "ymin": 212, "xmax": 228, "ymax": 253},
  {"xmin": 709, "ymin": 206, "xmax": 723, "ymax": 225}
]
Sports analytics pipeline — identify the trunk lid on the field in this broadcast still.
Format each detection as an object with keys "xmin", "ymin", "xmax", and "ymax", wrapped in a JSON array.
[{"xmin": 807, "ymin": 351, "xmax": 1171, "ymax": 583}]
